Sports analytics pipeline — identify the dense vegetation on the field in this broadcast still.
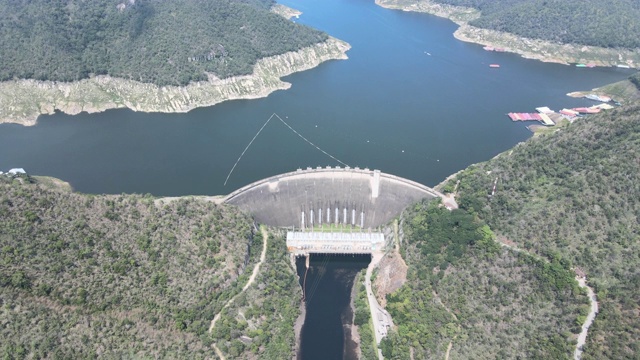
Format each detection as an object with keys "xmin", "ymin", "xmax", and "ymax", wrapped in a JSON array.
[
  {"xmin": 0, "ymin": 0, "xmax": 327, "ymax": 86},
  {"xmin": 630, "ymin": 72, "xmax": 640, "ymax": 90},
  {"xmin": 380, "ymin": 202, "xmax": 584, "ymax": 359},
  {"xmin": 0, "ymin": 176, "xmax": 260, "ymax": 358},
  {"xmin": 446, "ymin": 101, "xmax": 640, "ymax": 359},
  {"xmin": 433, "ymin": 0, "xmax": 640, "ymax": 48},
  {"xmin": 211, "ymin": 230, "xmax": 303, "ymax": 358}
]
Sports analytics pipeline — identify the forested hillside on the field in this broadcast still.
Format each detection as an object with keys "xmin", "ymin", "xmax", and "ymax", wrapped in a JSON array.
[
  {"xmin": 0, "ymin": 176, "xmax": 281, "ymax": 358},
  {"xmin": 631, "ymin": 72, "xmax": 640, "ymax": 90},
  {"xmin": 0, "ymin": 0, "xmax": 327, "ymax": 86},
  {"xmin": 432, "ymin": 0, "xmax": 640, "ymax": 48},
  {"xmin": 446, "ymin": 101, "xmax": 640, "ymax": 359},
  {"xmin": 380, "ymin": 203, "xmax": 585, "ymax": 359},
  {"xmin": 211, "ymin": 231, "xmax": 303, "ymax": 358}
]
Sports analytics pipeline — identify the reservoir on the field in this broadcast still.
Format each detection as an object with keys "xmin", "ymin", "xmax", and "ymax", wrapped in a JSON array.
[
  {"xmin": 0, "ymin": 0, "xmax": 633, "ymax": 196},
  {"xmin": 0, "ymin": 1, "xmax": 635, "ymax": 359}
]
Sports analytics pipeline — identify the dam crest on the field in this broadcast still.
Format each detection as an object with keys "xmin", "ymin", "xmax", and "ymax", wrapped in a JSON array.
[{"xmin": 224, "ymin": 166, "xmax": 453, "ymax": 232}]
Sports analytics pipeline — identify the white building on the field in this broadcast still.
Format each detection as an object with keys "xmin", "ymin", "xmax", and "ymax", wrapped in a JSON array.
[{"xmin": 8, "ymin": 168, "xmax": 26, "ymax": 175}]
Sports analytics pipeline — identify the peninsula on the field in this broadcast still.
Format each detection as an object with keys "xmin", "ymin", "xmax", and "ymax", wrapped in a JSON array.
[
  {"xmin": 376, "ymin": 0, "xmax": 640, "ymax": 68},
  {"xmin": 0, "ymin": 0, "xmax": 350, "ymax": 126}
]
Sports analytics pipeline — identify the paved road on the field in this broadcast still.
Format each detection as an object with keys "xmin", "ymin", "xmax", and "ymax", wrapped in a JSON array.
[
  {"xmin": 574, "ymin": 277, "xmax": 598, "ymax": 360},
  {"xmin": 365, "ymin": 252, "xmax": 392, "ymax": 360}
]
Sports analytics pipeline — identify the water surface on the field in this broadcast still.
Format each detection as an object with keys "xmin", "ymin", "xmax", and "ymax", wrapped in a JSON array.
[
  {"xmin": 296, "ymin": 254, "xmax": 370, "ymax": 360},
  {"xmin": 0, "ymin": 0, "xmax": 633, "ymax": 195}
]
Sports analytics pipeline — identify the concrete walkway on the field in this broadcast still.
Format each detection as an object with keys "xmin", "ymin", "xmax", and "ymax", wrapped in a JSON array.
[{"xmin": 208, "ymin": 227, "xmax": 269, "ymax": 360}]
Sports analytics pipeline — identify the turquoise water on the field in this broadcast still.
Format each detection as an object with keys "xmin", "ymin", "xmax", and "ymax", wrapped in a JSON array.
[{"xmin": 0, "ymin": 0, "xmax": 633, "ymax": 196}]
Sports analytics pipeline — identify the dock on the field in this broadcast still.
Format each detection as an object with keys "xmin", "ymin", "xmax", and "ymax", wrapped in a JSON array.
[{"xmin": 507, "ymin": 112, "xmax": 554, "ymax": 125}]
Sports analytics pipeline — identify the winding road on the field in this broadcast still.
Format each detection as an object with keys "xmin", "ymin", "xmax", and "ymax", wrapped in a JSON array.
[
  {"xmin": 574, "ymin": 277, "xmax": 598, "ymax": 360},
  {"xmin": 208, "ymin": 226, "xmax": 269, "ymax": 360},
  {"xmin": 495, "ymin": 240, "xmax": 598, "ymax": 360},
  {"xmin": 365, "ymin": 251, "xmax": 387, "ymax": 360}
]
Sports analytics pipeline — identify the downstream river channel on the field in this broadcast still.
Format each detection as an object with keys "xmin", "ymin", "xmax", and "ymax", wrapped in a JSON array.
[
  {"xmin": 0, "ymin": 0, "xmax": 633, "ymax": 196},
  {"xmin": 297, "ymin": 254, "xmax": 370, "ymax": 360}
]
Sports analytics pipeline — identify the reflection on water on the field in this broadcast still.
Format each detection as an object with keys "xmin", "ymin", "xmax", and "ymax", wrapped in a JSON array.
[{"xmin": 296, "ymin": 254, "xmax": 371, "ymax": 360}]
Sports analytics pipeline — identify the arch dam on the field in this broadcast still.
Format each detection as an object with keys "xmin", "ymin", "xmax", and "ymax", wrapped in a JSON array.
[{"xmin": 223, "ymin": 166, "xmax": 456, "ymax": 256}]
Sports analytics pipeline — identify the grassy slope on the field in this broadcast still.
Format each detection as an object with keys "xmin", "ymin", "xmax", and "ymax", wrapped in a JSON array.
[
  {"xmin": 448, "ymin": 101, "xmax": 640, "ymax": 359},
  {"xmin": 0, "ymin": 176, "xmax": 258, "ymax": 358}
]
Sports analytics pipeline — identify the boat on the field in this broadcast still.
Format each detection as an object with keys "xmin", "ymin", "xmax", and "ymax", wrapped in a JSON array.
[
  {"xmin": 576, "ymin": 63, "xmax": 587, "ymax": 67},
  {"xmin": 489, "ymin": 64, "xmax": 500, "ymax": 68},
  {"xmin": 617, "ymin": 64, "xmax": 630, "ymax": 69},
  {"xmin": 586, "ymin": 63, "xmax": 596, "ymax": 68},
  {"xmin": 483, "ymin": 46, "xmax": 494, "ymax": 51}
]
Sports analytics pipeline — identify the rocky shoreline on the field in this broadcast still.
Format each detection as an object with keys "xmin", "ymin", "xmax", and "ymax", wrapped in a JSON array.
[
  {"xmin": 376, "ymin": 0, "xmax": 640, "ymax": 69},
  {"xmin": 0, "ymin": 37, "xmax": 350, "ymax": 126}
]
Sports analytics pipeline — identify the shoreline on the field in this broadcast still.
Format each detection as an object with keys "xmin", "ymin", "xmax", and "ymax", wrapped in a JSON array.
[
  {"xmin": 375, "ymin": 0, "xmax": 640, "ymax": 69},
  {"xmin": 0, "ymin": 37, "xmax": 350, "ymax": 127},
  {"xmin": 293, "ymin": 301, "xmax": 306, "ymax": 360}
]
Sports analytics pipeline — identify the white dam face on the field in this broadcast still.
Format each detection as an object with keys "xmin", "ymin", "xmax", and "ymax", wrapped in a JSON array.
[{"xmin": 224, "ymin": 167, "xmax": 446, "ymax": 229}]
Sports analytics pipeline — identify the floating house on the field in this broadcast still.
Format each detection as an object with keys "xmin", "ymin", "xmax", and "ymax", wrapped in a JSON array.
[
  {"xmin": 560, "ymin": 109, "xmax": 580, "ymax": 117},
  {"xmin": 535, "ymin": 106, "xmax": 553, "ymax": 114},
  {"xmin": 507, "ymin": 113, "xmax": 554, "ymax": 125},
  {"xmin": 572, "ymin": 107, "xmax": 601, "ymax": 114},
  {"xmin": 585, "ymin": 94, "xmax": 612, "ymax": 102},
  {"xmin": 8, "ymin": 168, "xmax": 26, "ymax": 175}
]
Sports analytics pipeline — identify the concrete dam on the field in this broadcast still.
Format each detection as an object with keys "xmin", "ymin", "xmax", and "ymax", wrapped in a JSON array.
[{"xmin": 223, "ymin": 166, "xmax": 450, "ymax": 230}]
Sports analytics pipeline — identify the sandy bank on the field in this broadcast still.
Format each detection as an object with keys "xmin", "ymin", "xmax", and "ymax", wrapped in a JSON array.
[{"xmin": 0, "ymin": 37, "xmax": 350, "ymax": 126}]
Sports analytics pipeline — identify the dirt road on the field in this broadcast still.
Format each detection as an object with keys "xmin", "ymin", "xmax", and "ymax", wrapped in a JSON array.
[{"xmin": 208, "ymin": 227, "xmax": 269, "ymax": 359}]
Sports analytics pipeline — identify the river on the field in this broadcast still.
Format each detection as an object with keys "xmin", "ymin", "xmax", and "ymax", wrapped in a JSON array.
[
  {"xmin": 0, "ymin": 0, "xmax": 633, "ymax": 196},
  {"xmin": 297, "ymin": 254, "xmax": 370, "ymax": 360}
]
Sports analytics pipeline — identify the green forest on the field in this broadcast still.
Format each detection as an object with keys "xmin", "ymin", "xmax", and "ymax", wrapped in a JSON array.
[
  {"xmin": 0, "ymin": 176, "xmax": 269, "ymax": 358},
  {"xmin": 380, "ymin": 202, "xmax": 584, "ymax": 359},
  {"xmin": 444, "ymin": 99, "xmax": 640, "ymax": 359},
  {"xmin": 210, "ymin": 231, "xmax": 303, "ymax": 358},
  {"xmin": 0, "ymin": 0, "xmax": 327, "ymax": 86},
  {"xmin": 432, "ymin": 0, "xmax": 640, "ymax": 48}
]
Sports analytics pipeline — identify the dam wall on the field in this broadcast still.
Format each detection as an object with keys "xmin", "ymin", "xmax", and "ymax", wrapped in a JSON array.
[{"xmin": 223, "ymin": 166, "xmax": 445, "ymax": 228}]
